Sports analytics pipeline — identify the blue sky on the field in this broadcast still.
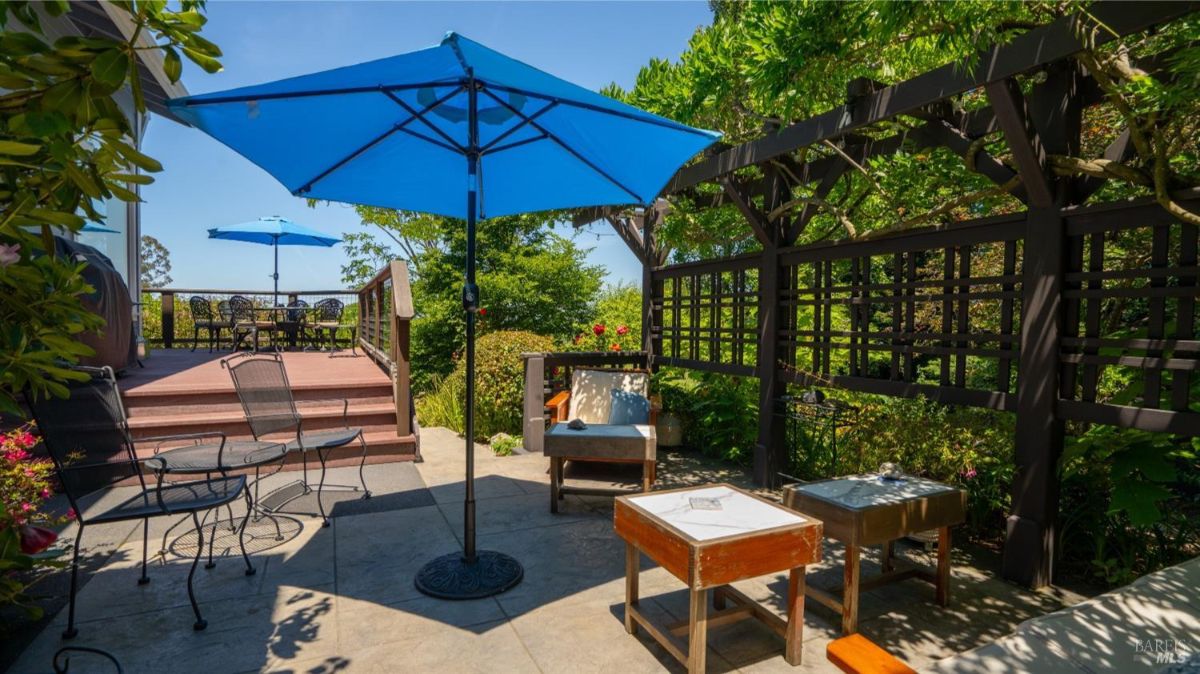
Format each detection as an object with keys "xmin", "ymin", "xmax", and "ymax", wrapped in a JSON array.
[{"xmin": 140, "ymin": 1, "xmax": 713, "ymax": 291}]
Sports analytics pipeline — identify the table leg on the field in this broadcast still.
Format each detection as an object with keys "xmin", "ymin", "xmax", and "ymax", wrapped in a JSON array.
[
  {"xmin": 625, "ymin": 542, "xmax": 639, "ymax": 635},
  {"xmin": 688, "ymin": 587, "xmax": 707, "ymax": 673},
  {"xmin": 936, "ymin": 526, "xmax": 951, "ymax": 606},
  {"xmin": 550, "ymin": 457, "xmax": 561, "ymax": 514},
  {"xmin": 882, "ymin": 539, "xmax": 894, "ymax": 573},
  {"xmin": 785, "ymin": 566, "xmax": 805, "ymax": 665},
  {"xmin": 642, "ymin": 460, "xmax": 653, "ymax": 492},
  {"xmin": 842, "ymin": 544, "xmax": 860, "ymax": 635}
]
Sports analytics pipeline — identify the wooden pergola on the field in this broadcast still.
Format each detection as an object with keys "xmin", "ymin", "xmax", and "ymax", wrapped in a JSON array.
[{"xmin": 572, "ymin": 1, "xmax": 1200, "ymax": 589}]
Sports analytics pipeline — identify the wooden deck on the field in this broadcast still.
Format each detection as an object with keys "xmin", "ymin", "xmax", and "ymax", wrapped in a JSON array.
[{"xmin": 120, "ymin": 349, "xmax": 418, "ymax": 468}]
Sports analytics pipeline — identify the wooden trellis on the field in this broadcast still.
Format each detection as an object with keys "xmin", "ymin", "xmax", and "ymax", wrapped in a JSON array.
[{"xmin": 575, "ymin": 2, "xmax": 1200, "ymax": 589}]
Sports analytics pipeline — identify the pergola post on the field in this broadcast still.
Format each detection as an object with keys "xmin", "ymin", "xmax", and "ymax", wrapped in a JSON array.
[{"xmin": 642, "ymin": 207, "xmax": 663, "ymax": 368}]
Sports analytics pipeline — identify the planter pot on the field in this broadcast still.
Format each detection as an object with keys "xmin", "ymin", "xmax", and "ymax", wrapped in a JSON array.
[{"xmin": 656, "ymin": 412, "xmax": 683, "ymax": 447}]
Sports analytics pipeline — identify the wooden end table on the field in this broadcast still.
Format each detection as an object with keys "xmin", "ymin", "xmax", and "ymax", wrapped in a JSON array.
[
  {"xmin": 783, "ymin": 475, "xmax": 966, "ymax": 635},
  {"xmin": 544, "ymin": 423, "xmax": 656, "ymax": 513},
  {"xmin": 614, "ymin": 484, "xmax": 823, "ymax": 672}
]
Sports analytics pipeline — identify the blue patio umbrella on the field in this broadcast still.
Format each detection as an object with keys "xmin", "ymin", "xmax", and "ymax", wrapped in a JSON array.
[
  {"xmin": 81, "ymin": 222, "xmax": 119, "ymax": 233},
  {"xmin": 208, "ymin": 216, "xmax": 341, "ymax": 304},
  {"xmin": 169, "ymin": 32, "xmax": 720, "ymax": 599}
]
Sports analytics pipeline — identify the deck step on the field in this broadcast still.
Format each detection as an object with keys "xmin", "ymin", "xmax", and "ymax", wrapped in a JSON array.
[{"xmin": 126, "ymin": 402, "xmax": 399, "ymax": 435}]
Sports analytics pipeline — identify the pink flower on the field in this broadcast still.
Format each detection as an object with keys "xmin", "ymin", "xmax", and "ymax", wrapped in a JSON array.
[
  {"xmin": 66, "ymin": 508, "xmax": 77, "ymax": 521},
  {"xmin": 616, "ymin": 325, "xmax": 629, "ymax": 336},
  {"xmin": 18, "ymin": 525, "xmax": 57, "ymax": 555},
  {"xmin": 0, "ymin": 243, "xmax": 20, "ymax": 267},
  {"xmin": 18, "ymin": 432, "xmax": 35, "ymax": 448},
  {"xmin": 41, "ymin": 488, "xmax": 52, "ymax": 499},
  {"xmin": 6, "ymin": 448, "xmax": 29, "ymax": 461},
  {"xmin": 962, "ymin": 468, "xmax": 977, "ymax": 480},
  {"xmin": 21, "ymin": 502, "xmax": 33, "ymax": 512},
  {"xmin": 592, "ymin": 324, "xmax": 606, "ymax": 337}
]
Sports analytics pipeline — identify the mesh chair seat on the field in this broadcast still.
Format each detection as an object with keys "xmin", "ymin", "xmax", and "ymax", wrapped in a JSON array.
[
  {"xmin": 151, "ymin": 440, "xmax": 288, "ymax": 474},
  {"xmin": 287, "ymin": 428, "xmax": 363, "ymax": 451},
  {"xmin": 90, "ymin": 475, "xmax": 246, "ymax": 524}
]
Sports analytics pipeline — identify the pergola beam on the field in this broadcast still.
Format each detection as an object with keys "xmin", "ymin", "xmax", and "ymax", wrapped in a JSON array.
[{"xmin": 663, "ymin": 2, "xmax": 1196, "ymax": 195}]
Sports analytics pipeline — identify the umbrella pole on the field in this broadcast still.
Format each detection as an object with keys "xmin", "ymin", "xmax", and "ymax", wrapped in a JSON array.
[
  {"xmin": 415, "ymin": 72, "xmax": 522, "ymax": 600},
  {"xmin": 273, "ymin": 238, "xmax": 280, "ymax": 306}
]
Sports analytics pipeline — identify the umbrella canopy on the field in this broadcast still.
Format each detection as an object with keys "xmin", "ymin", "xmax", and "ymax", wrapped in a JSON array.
[
  {"xmin": 208, "ymin": 216, "xmax": 340, "ymax": 302},
  {"xmin": 81, "ymin": 222, "xmax": 119, "ymax": 233},
  {"xmin": 170, "ymin": 32, "xmax": 719, "ymax": 600},
  {"xmin": 169, "ymin": 32, "xmax": 719, "ymax": 220}
]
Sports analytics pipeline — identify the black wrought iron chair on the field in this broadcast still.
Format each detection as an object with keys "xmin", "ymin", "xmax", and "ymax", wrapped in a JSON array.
[
  {"xmin": 230, "ymin": 295, "xmax": 276, "ymax": 352},
  {"xmin": 27, "ymin": 366, "xmax": 252, "ymax": 637},
  {"xmin": 222, "ymin": 352, "xmax": 371, "ymax": 527},
  {"xmin": 312, "ymin": 298, "xmax": 358, "ymax": 356},
  {"xmin": 215, "ymin": 300, "xmax": 234, "ymax": 351},
  {"xmin": 278, "ymin": 298, "xmax": 309, "ymax": 350},
  {"xmin": 188, "ymin": 296, "xmax": 221, "ymax": 353}
]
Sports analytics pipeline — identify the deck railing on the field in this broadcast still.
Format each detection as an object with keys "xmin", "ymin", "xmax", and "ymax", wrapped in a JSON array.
[
  {"xmin": 357, "ymin": 260, "xmax": 416, "ymax": 437},
  {"xmin": 141, "ymin": 288, "xmax": 358, "ymax": 349},
  {"xmin": 520, "ymin": 350, "xmax": 650, "ymax": 453}
]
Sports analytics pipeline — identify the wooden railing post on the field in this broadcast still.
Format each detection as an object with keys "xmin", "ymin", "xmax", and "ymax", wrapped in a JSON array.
[
  {"xmin": 523, "ymin": 354, "xmax": 546, "ymax": 454},
  {"xmin": 161, "ymin": 290, "xmax": 174, "ymax": 349},
  {"xmin": 388, "ymin": 261, "xmax": 414, "ymax": 438}
]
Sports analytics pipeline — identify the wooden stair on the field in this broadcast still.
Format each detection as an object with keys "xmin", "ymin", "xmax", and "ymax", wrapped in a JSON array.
[{"xmin": 119, "ymin": 351, "xmax": 418, "ymax": 470}]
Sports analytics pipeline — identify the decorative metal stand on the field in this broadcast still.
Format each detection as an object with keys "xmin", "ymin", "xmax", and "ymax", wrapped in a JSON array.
[
  {"xmin": 777, "ymin": 391, "xmax": 856, "ymax": 484},
  {"xmin": 415, "ymin": 71, "xmax": 523, "ymax": 599}
]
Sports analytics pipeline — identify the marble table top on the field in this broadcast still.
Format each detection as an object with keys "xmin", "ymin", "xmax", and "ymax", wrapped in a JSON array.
[
  {"xmin": 627, "ymin": 485, "xmax": 810, "ymax": 542},
  {"xmin": 545, "ymin": 423, "xmax": 653, "ymax": 439},
  {"xmin": 791, "ymin": 474, "xmax": 958, "ymax": 510}
]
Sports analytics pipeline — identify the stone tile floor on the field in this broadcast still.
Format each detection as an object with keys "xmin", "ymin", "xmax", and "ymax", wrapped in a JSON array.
[{"xmin": 9, "ymin": 427, "xmax": 1087, "ymax": 673}]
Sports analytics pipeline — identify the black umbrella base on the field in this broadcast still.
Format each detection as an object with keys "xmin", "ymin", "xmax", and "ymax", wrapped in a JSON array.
[{"xmin": 414, "ymin": 550, "xmax": 524, "ymax": 599}]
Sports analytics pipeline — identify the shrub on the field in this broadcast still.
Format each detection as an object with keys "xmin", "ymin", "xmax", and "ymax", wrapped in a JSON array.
[
  {"xmin": 418, "ymin": 330, "xmax": 553, "ymax": 441},
  {"xmin": 415, "ymin": 372, "xmax": 465, "ymax": 433},
  {"xmin": 654, "ymin": 368, "xmax": 759, "ymax": 464},
  {"xmin": 559, "ymin": 283, "xmax": 643, "ymax": 353},
  {"xmin": 489, "ymin": 433, "xmax": 522, "ymax": 456},
  {"xmin": 1, "ymin": 425, "xmax": 70, "ymax": 621}
]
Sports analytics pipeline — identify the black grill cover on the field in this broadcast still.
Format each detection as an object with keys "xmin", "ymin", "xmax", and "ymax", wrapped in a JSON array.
[{"xmin": 54, "ymin": 236, "xmax": 137, "ymax": 373}]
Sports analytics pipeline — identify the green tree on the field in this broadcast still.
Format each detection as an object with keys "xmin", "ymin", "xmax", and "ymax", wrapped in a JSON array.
[
  {"xmin": 345, "ymin": 207, "xmax": 605, "ymax": 390},
  {"xmin": 0, "ymin": 1, "xmax": 222, "ymax": 414},
  {"xmin": 139, "ymin": 234, "xmax": 172, "ymax": 288}
]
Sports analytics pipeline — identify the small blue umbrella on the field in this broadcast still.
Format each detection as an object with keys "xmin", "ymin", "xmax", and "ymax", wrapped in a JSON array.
[
  {"xmin": 208, "ymin": 216, "xmax": 340, "ymax": 303},
  {"xmin": 170, "ymin": 32, "xmax": 719, "ymax": 599},
  {"xmin": 81, "ymin": 222, "xmax": 119, "ymax": 233}
]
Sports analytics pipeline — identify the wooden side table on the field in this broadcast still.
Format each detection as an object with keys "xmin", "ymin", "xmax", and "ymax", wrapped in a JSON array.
[
  {"xmin": 614, "ymin": 484, "xmax": 823, "ymax": 672},
  {"xmin": 783, "ymin": 475, "xmax": 966, "ymax": 635},
  {"xmin": 545, "ymin": 423, "xmax": 656, "ymax": 513}
]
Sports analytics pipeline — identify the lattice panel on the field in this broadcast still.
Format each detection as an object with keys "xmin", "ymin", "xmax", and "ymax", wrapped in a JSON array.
[
  {"xmin": 778, "ymin": 227, "xmax": 1024, "ymax": 407},
  {"xmin": 1060, "ymin": 208, "xmax": 1199, "ymax": 416},
  {"xmin": 653, "ymin": 257, "xmax": 758, "ymax": 375}
]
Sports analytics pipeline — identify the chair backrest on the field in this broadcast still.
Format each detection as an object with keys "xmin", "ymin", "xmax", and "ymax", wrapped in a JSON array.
[
  {"xmin": 189, "ymin": 296, "xmax": 215, "ymax": 322},
  {"xmin": 26, "ymin": 367, "xmax": 144, "ymax": 514},
  {"xmin": 224, "ymin": 354, "xmax": 301, "ymax": 438},
  {"xmin": 286, "ymin": 298, "xmax": 308, "ymax": 323},
  {"xmin": 568, "ymin": 368, "xmax": 650, "ymax": 424},
  {"xmin": 313, "ymin": 298, "xmax": 344, "ymax": 323},
  {"xmin": 217, "ymin": 300, "xmax": 233, "ymax": 323},
  {"xmin": 229, "ymin": 295, "xmax": 256, "ymax": 323}
]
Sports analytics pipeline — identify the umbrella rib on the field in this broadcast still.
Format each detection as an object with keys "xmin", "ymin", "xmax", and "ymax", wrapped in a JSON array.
[
  {"xmin": 483, "ymin": 133, "xmax": 549, "ymax": 156},
  {"xmin": 395, "ymin": 126, "xmax": 463, "ymax": 155},
  {"xmin": 481, "ymin": 88, "xmax": 644, "ymax": 203},
  {"xmin": 383, "ymin": 90, "xmax": 467, "ymax": 154},
  {"xmin": 484, "ymin": 82, "xmax": 716, "ymax": 138},
  {"xmin": 479, "ymin": 101, "xmax": 557, "ymax": 154},
  {"xmin": 176, "ymin": 81, "xmax": 461, "ymax": 107},
  {"xmin": 295, "ymin": 85, "xmax": 464, "ymax": 195}
]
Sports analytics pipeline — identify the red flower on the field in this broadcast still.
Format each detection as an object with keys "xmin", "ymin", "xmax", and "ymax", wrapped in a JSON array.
[
  {"xmin": 616, "ymin": 325, "xmax": 629, "ymax": 336},
  {"xmin": 573, "ymin": 333, "xmax": 584, "ymax": 345},
  {"xmin": 477, "ymin": 307, "xmax": 487, "ymax": 316},
  {"xmin": 592, "ymin": 324, "xmax": 606, "ymax": 336},
  {"xmin": 19, "ymin": 432, "xmax": 36, "ymax": 448},
  {"xmin": 18, "ymin": 525, "xmax": 57, "ymax": 555},
  {"xmin": 66, "ymin": 508, "xmax": 76, "ymax": 521},
  {"xmin": 610, "ymin": 343, "xmax": 621, "ymax": 352}
]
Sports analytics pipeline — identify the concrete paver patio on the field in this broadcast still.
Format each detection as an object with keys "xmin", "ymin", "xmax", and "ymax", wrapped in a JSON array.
[{"xmin": 9, "ymin": 427, "xmax": 1086, "ymax": 673}]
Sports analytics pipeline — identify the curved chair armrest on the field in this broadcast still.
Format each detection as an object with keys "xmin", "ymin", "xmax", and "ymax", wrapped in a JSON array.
[
  {"xmin": 545, "ymin": 390, "xmax": 570, "ymax": 424},
  {"xmin": 133, "ymin": 431, "xmax": 228, "ymax": 474},
  {"xmin": 294, "ymin": 397, "xmax": 350, "ymax": 427},
  {"xmin": 827, "ymin": 634, "xmax": 915, "ymax": 674}
]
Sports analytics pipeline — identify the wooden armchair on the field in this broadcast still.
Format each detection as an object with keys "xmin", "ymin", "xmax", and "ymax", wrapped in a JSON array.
[
  {"xmin": 827, "ymin": 634, "xmax": 915, "ymax": 674},
  {"xmin": 545, "ymin": 367, "xmax": 660, "ymax": 426}
]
